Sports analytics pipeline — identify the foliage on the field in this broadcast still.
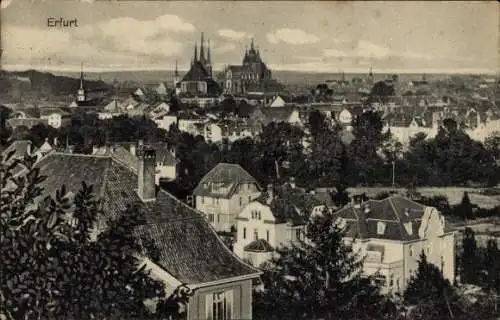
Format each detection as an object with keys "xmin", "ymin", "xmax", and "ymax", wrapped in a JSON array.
[
  {"xmin": 484, "ymin": 131, "xmax": 500, "ymax": 161},
  {"xmin": 404, "ymin": 252, "xmax": 472, "ymax": 320},
  {"xmin": 460, "ymin": 228, "xmax": 479, "ymax": 285},
  {"xmin": 454, "ymin": 192, "xmax": 475, "ymax": 220},
  {"xmin": 0, "ymin": 105, "xmax": 12, "ymax": 148},
  {"xmin": 253, "ymin": 210, "xmax": 392, "ymax": 320},
  {"xmin": 0, "ymin": 152, "xmax": 190, "ymax": 319}
]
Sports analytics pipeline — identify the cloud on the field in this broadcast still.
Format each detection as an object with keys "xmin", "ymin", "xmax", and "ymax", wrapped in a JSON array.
[
  {"xmin": 1, "ymin": 0, "xmax": 12, "ymax": 9},
  {"xmin": 217, "ymin": 28, "xmax": 248, "ymax": 40},
  {"xmin": 266, "ymin": 28, "xmax": 320, "ymax": 45},
  {"xmin": 3, "ymin": 14, "xmax": 194, "ymax": 68},
  {"xmin": 213, "ymin": 43, "xmax": 236, "ymax": 54},
  {"xmin": 322, "ymin": 48, "xmax": 348, "ymax": 58},
  {"xmin": 322, "ymin": 40, "xmax": 435, "ymax": 61}
]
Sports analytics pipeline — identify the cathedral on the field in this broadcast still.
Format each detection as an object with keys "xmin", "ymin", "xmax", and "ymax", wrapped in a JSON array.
[
  {"xmin": 178, "ymin": 33, "xmax": 221, "ymax": 97},
  {"xmin": 222, "ymin": 39, "xmax": 278, "ymax": 95}
]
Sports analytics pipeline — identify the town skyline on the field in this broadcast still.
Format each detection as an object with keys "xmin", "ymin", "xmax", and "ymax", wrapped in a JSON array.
[{"xmin": 1, "ymin": 1, "xmax": 498, "ymax": 74}]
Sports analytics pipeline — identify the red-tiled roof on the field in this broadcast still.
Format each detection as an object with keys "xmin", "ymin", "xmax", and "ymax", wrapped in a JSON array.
[{"xmin": 33, "ymin": 153, "xmax": 260, "ymax": 284}]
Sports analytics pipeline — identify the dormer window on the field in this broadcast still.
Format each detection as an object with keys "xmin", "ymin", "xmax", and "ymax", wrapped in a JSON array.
[
  {"xmin": 404, "ymin": 222, "xmax": 413, "ymax": 235},
  {"xmin": 377, "ymin": 222, "xmax": 386, "ymax": 235}
]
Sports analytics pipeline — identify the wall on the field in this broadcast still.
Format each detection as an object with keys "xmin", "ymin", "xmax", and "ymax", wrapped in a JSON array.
[
  {"xmin": 156, "ymin": 165, "xmax": 176, "ymax": 184},
  {"xmin": 187, "ymin": 279, "xmax": 253, "ymax": 320}
]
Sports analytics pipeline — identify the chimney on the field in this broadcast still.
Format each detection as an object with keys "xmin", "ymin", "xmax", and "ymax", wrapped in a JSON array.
[
  {"xmin": 266, "ymin": 183, "xmax": 274, "ymax": 205},
  {"xmin": 130, "ymin": 142, "xmax": 136, "ymax": 156},
  {"xmin": 137, "ymin": 145, "xmax": 156, "ymax": 202}
]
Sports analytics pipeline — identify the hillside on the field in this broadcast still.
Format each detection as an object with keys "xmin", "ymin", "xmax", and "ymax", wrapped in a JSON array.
[{"xmin": 0, "ymin": 69, "xmax": 112, "ymax": 101}]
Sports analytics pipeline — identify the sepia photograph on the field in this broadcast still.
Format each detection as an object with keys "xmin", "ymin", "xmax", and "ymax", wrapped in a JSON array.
[{"xmin": 0, "ymin": 1, "xmax": 499, "ymax": 319}]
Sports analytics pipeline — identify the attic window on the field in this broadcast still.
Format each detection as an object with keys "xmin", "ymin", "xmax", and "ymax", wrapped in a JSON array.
[
  {"xmin": 404, "ymin": 222, "xmax": 413, "ymax": 235},
  {"xmin": 377, "ymin": 222, "xmax": 386, "ymax": 235}
]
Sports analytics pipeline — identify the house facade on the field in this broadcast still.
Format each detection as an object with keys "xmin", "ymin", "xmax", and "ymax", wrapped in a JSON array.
[
  {"xmin": 334, "ymin": 196, "xmax": 455, "ymax": 295},
  {"xmin": 39, "ymin": 108, "xmax": 71, "ymax": 128},
  {"xmin": 30, "ymin": 149, "xmax": 261, "ymax": 320},
  {"xmin": 193, "ymin": 163, "xmax": 262, "ymax": 232}
]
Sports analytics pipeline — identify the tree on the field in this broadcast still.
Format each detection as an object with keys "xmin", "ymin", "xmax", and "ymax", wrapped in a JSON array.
[
  {"xmin": 368, "ymin": 81, "xmax": 395, "ymax": 103},
  {"xmin": 455, "ymin": 192, "xmax": 474, "ymax": 221},
  {"xmin": 481, "ymin": 238, "xmax": 500, "ymax": 293},
  {"xmin": 460, "ymin": 227, "xmax": 479, "ymax": 285},
  {"xmin": 404, "ymin": 252, "xmax": 470, "ymax": 320},
  {"xmin": 253, "ymin": 210, "xmax": 390, "ymax": 320},
  {"xmin": 0, "ymin": 105, "xmax": 12, "ymax": 147},
  {"xmin": 484, "ymin": 131, "xmax": 500, "ymax": 161},
  {"xmin": 0, "ymin": 152, "xmax": 191, "ymax": 319}
]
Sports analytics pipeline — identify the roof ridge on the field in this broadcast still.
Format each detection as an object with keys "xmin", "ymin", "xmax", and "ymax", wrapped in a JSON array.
[{"xmin": 388, "ymin": 197, "xmax": 407, "ymax": 239}]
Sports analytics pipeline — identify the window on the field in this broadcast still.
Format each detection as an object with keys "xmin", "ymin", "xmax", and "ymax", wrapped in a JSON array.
[
  {"xmin": 216, "ymin": 198, "xmax": 219, "ymax": 205},
  {"xmin": 239, "ymin": 197, "xmax": 242, "ymax": 206},
  {"xmin": 258, "ymin": 211, "xmax": 261, "ymax": 220},
  {"xmin": 253, "ymin": 229, "xmax": 258, "ymax": 241},
  {"xmin": 295, "ymin": 229, "xmax": 302, "ymax": 241},
  {"xmin": 377, "ymin": 222, "xmax": 386, "ymax": 235},
  {"xmin": 266, "ymin": 230, "xmax": 270, "ymax": 242},
  {"xmin": 389, "ymin": 274, "xmax": 394, "ymax": 287},
  {"xmin": 202, "ymin": 196, "xmax": 205, "ymax": 204},
  {"xmin": 409, "ymin": 245, "xmax": 413, "ymax": 257},
  {"xmin": 208, "ymin": 213, "xmax": 214, "ymax": 222},
  {"xmin": 248, "ymin": 195, "xmax": 251, "ymax": 203},
  {"xmin": 212, "ymin": 197, "xmax": 215, "ymax": 205},
  {"xmin": 206, "ymin": 290, "xmax": 233, "ymax": 320},
  {"xmin": 243, "ymin": 227, "xmax": 247, "ymax": 239},
  {"xmin": 217, "ymin": 214, "xmax": 220, "ymax": 223}
]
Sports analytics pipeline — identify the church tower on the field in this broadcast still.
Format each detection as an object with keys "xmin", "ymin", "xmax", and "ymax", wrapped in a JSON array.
[
  {"xmin": 205, "ymin": 39, "xmax": 212, "ymax": 76},
  {"xmin": 192, "ymin": 42, "xmax": 198, "ymax": 65},
  {"xmin": 199, "ymin": 32, "xmax": 206, "ymax": 65},
  {"xmin": 174, "ymin": 60, "xmax": 181, "ymax": 95},
  {"xmin": 77, "ymin": 62, "xmax": 86, "ymax": 102}
]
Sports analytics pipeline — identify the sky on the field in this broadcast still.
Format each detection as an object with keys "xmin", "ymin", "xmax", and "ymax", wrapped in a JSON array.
[{"xmin": 1, "ymin": 0, "xmax": 498, "ymax": 74}]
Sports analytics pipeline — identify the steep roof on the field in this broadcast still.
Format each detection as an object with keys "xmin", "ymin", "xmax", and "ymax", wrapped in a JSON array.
[
  {"xmin": 182, "ymin": 61, "xmax": 210, "ymax": 82},
  {"xmin": 33, "ymin": 153, "xmax": 260, "ymax": 284},
  {"xmin": 193, "ymin": 163, "xmax": 259, "ymax": 198},
  {"xmin": 334, "ymin": 196, "xmax": 425, "ymax": 241}
]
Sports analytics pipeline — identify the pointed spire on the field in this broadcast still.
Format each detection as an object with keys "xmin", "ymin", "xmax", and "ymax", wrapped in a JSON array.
[
  {"xmin": 200, "ymin": 32, "xmax": 205, "ymax": 63},
  {"xmin": 175, "ymin": 60, "xmax": 179, "ymax": 77},
  {"xmin": 207, "ymin": 39, "xmax": 211, "ymax": 64},
  {"xmin": 79, "ymin": 62, "xmax": 84, "ymax": 89},
  {"xmin": 251, "ymin": 38, "xmax": 255, "ymax": 51},
  {"xmin": 369, "ymin": 66, "xmax": 373, "ymax": 77},
  {"xmin": 193, "ymin": 42, "xmax": 198, "ymax": 63}
]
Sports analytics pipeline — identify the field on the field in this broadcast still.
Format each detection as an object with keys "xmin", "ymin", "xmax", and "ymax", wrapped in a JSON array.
[{"xmin": 346, "ymin": 187, "xmax": 500, "ymax": 209}]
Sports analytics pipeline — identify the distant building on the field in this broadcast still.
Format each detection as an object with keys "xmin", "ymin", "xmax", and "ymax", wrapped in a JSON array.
[
  {"xmin": 179, "ymin": 33, "xmax": 221, "ymax": 97},
  {"xmin": 222, "ymin": 39, "xmax": 278, "ymax": 95},
  {"xmin": 334, "ymin": 196, "xmax": 455, "ymax": 295},
  {"xmin": 193, "ymin": 163, "xmax": 262, "ymax": 232},
  {"xmin": 39, "ymin": 108, "xmax": 71, "ymax": 128}
]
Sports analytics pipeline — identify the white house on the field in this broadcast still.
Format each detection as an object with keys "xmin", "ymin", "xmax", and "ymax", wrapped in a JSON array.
[
  {"xmin": 233, "ymin": 184, "xmax": 320, "ymax": 267},
  {"xmin": 39, "ymin": 108, "xmax": 71, "ymax": 128},
  {"xmin": 193, "ymin": 163, "xmax": 262, "ymax": 232},
  {"xmin": 334, "ymin": 196, "xmax": 455, "ymax": 295},
  {"xmin": 154, "ymin": 114, "xmax": 178, "ymax": 131},
  {"xmin": 98, "ymin": 99, "xmax": 123, "ymax": 120}
]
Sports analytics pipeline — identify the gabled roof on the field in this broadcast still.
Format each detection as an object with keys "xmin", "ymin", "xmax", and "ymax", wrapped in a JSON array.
[
  {"xmin": 39, "ymin": 107, "xmax": 71, "ymax": 117},
  {"xmin": 33, "ymin": 153, "xmax": 260, "ymax": 284},
  {"xmin": 334, "ymin": 196, "xmax": 426, "ymax": 241},
  {"xmin": 255, "ymin": 106, "xmax": 299, "ymax": 124},
  {"xmin": 193, "ymin": 163, "xmax": 259, "ymax": 198}
]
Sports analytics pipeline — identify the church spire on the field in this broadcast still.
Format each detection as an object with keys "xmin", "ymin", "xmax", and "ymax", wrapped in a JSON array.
[
  {"xmin": 193, "ymin": 42, "xmax": 198, "ymax": 64},
  {"xmin": 175, "ymin": 60, "xmax": 179, "ymax": 77},
  {"xmin": 369, "ymin": 65, "xmax": 373, "ymax": 77},
  {"xmin": 79, "ymin": 62, "xmax": 84, "ymax": 89},
  {"xmin": 250, "ymin": 38, "xmax": 255, "ymax": 51},
  {"xmin": 200, "ymin": 32, "xmax": 205, "ymax": 63},
  {"xmin": 207, "ymin": 39, "xmax": 211, "ymax": 64}
]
